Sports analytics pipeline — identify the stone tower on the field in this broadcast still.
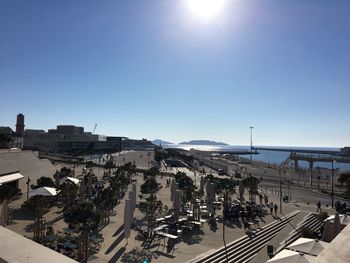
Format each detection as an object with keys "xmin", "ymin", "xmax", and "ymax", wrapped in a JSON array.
[{"xmin": 16, "ymin": 113, "xmax": 25, "ymax": 135}]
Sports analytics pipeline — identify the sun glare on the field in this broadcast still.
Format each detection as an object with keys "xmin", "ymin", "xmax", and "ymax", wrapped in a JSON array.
[{"xmin": 187, "ymin": 0, "xmax": 227, "ymax": 19}]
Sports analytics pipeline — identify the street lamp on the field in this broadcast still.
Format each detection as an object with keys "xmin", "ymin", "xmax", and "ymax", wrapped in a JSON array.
[
  {"xmin": 331, "ymin": 160, "xmax": 336, "ymax": 208},
  {"xmin": 26, "ymin": 177, "xmax": 31, "ymax": 202},
  {"xmin": 249, "ymin": 127, "xmax": 254, "ymax": 162},
  {"xmin": 279, "ymin": 170, "xmax": 282, "ymax": 214}
]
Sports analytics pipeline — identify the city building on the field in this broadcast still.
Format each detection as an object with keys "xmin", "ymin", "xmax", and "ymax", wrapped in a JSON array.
[{"xmin": 1, "ymin": 114, "xmax": 155, "ymax": 154}]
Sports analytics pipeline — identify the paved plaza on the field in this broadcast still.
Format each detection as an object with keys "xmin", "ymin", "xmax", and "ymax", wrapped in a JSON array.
[{"xmin": 2, "ymin": 150, "xmax": 337, "ymax": 263}]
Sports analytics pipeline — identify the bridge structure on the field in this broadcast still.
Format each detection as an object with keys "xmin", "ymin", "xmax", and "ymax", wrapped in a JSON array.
[
  {"xmin": 252, "ymin": 147, "xmax": 342, "ymax": 155},
  {"xmin": 253, "ymin": 147, "xmax": 350, "ymax": 188}
]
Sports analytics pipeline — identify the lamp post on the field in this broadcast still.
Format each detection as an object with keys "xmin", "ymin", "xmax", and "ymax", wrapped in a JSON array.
[
  {"xmin": 279, "ymin": 170, "xmax": 282, "ymax": 214},
  {"xmin": 26, "ymin": 177, "xmax": 31, "ymax": 202},
  {"xmin": 249, "ymin": 127, "xmax": 254, "ymax": 162},
  {"xmin": 332, "ymin": 161, "xmax": 335, "ymax": 207}
]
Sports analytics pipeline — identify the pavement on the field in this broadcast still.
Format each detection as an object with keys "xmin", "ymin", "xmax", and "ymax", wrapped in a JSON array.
[{"xmin": 2, "ymin": 150, "xmax": 339, "ymax": 263}]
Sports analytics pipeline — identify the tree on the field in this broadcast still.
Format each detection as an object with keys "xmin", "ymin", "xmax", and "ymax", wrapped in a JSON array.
[
  {"xmin": 0, "ymin": 185, "xmax": 17, "ymax": 203},
  {"xmin": 31, "ymin": 176, "xmax": 55, "ymax": 189},
  {"xmin": 22, "ymin": 195, "xmax": 50, "ymax": 241},
  {"xmin": 63, "ymin": 202, "xmax": 101, "ymax": 231},
  {"xmin": 139, "ymin": 168, "xmax": 162, "ymax": 237},
  {"xmin": 109, "ymin": 163, "xmax": 134, "ymax": 202},
  {"xmin": 63, "ymin": 202, "xmax": 101, "ymax": 263},
  {"xmin": 175, "ymin": 171, "xmax": 196, "ymax": 204},
  {"xmin": 59, "ymin": 182, "xmax": 79, "ymax": 207},
  {"xmin": 22, "ymin": 195, "xmax": 50, "ymax": 219},
  {"xmin": 338, "ymin": 173, "xmax": 350, "ymax": 191},
  {"xmin": 60, "ymin": 167, "xmax": 72, "ymax": 177},
  {"xmin": 243, "ymin": 175, "xmax": 259, "ymax": 203},
  {"xmin": 0, "ymin": 185, "xmax": 17, "ymax": 227},
  {"xmin": 94, "ymin": 187, "xmax": 117, "ymax": 224},
  {"xmin": 104, "ymin": 160, "xmax": 115, "ymax": 170}
]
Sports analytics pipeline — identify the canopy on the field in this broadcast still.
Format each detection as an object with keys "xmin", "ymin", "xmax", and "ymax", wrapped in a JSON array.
[
  {"xmin": 29, "ymin": 187, "xmax": 59, "ymax": 198},
  {"xmin": 267, "ymin": 249, "xmax": 316, "ymax": 263},
  {"xmin": 60, "ymin": 176, "xmax": 80, "ymax": 185},
  {"xmin": 325, "ymin": 214, "xmax": 350, "ymax": 225},
  {"xmin": 287, "ymin": 238, "xmax": 328, "ymax": 256},
  {"xmin": 0, "ymin": 172, "xmax": 24, "ymax": 184}
]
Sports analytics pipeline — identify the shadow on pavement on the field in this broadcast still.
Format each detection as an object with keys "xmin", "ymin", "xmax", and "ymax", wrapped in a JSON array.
[
  {"xmin": 107, "ymin": 246, "xmax": 126, "ymax": 263},
  {"xmin": 105, "ymin": 231, "xmax": 125, "ymax": 254},
  {"xmin": 113, "ymin": 224, "xmax": 124, "ymax": 237}
]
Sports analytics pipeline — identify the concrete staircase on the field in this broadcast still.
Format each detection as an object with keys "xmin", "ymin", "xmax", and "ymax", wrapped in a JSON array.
[
  {"xmin": 277, "ymin": 212, "xmax": 323, "ymax": 250},
  {"xmin": 188, "ymin": 210, "xmax": 300, "ymax": 263},
  {"xmin": 249, "ymin": 212, "xmax": 323, "ymax": 263}
]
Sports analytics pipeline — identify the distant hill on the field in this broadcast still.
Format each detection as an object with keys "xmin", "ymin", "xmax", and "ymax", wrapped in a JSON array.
[
  {"xmin": 152, "ymin": 139, "xmax": 174, "ymax": 146},
  {"xmin": 179, "ymin": 140, "xmax": 229, "ymax": 146}
]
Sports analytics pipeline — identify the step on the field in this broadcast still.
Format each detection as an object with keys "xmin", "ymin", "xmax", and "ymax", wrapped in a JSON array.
[{"xmin": 191, "ymin": 210, "xmax": 300, "ymax": 263}]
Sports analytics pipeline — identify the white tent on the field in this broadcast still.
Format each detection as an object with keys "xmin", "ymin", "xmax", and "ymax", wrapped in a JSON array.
[
  {"xmin": 29, "ymin": 187, "xmax": 59, "ymax": 198},
  {"xmin": 267, "ymin": 249, "xmax": 316, "ymax": 263},
  {"xmin": 325, "ymin": 214, "xmax": 350, "ymax": 225},
  {"xmin": 287, "ymin": 238, "xmax": 328, "ymax": 256},
  {"xmin": 60, "ymin": 177, "xmax": 80, "ymax": 185}
]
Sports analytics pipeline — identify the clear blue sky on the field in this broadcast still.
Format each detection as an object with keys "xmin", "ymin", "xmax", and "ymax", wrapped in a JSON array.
[{"xmin": 1, "ymin": 0, "xmax": 349, "ymax": 147}]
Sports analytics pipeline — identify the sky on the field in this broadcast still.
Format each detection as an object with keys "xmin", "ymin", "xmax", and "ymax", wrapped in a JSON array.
[{"xmin": 0, "ymin": 0, "xmax": 349, "ymax": 147}]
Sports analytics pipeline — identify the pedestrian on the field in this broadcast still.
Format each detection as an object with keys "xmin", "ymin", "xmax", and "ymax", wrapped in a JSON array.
[
  {"xmin": 259, "ymin": 193, "xmax": 263, "ymax": 204},
  {"xmin": 269, "ymin": 202, "xmax": 273, "ymax": 214},
  {"xmin": 317, "ymin": 201, "xmax": 321, "ymax": 212},
  {"xmin": 264, "ymin": 194, "xmax": 269, "ymax": 205},
  {"xmin": 274, "ymin": 204, "xmax": 278, "ymax": 216}
]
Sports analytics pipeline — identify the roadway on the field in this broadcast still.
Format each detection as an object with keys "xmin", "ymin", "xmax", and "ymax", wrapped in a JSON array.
[{"xmin": 233, "ymin": 163, "xmax": 346, "ymax": 207}]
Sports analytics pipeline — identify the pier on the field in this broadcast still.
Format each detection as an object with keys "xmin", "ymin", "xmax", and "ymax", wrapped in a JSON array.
[{"xmin": 252, "ymin": 147, "xmax": 341, "ymax": 155}]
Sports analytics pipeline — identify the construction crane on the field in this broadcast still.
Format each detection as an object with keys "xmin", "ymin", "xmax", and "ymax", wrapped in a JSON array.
[{"xmin": 92, "ymin": 124, "xmax": 97, "ymax": 134}]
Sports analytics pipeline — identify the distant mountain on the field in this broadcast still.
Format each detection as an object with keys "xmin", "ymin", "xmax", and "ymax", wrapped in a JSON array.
[
  {"xmin": 152, "ymin": 139, "xmax": 174, "ymax": 146},
  {"xmin": 179, "ymin": 140, "xmax": 229, "ymax": 146}
]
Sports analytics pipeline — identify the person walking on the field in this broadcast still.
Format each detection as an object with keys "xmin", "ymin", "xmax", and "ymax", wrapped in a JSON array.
[
  {"xmin": 264, "ymin": 194, "xmax": 269, "ymax": 205},
  {"xmin": 274, "ymin": 204, "xmax": 278, "ymax": 216},
  {"xmin": 259, "ymin": 193, "xmax": 263, "ymax": 204},
  {"xmin": 316, "ymin": 201, "xmax": 321, "ymax": 212},
  {"xmin": 269, "ymin": 202, "xmax": 273, "ymax": 214}
]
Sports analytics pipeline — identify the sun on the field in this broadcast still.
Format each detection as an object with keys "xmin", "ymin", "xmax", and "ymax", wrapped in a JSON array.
[{"xmin": 187, "ymin": 0, "xmax": 227, "ymax": 19}]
